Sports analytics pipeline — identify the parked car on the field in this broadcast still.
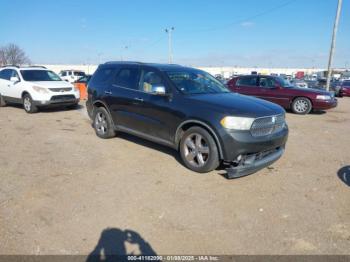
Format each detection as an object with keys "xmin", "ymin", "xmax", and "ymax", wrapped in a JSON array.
[
  {"xmin": 227, "ymin": 75, "xmax": 337, "ymax": 114},
  {"xmin": 313, "ymin": 79, "xmax": 342, "ymax": 96},
  {"xmin": 74, "ymin": 75, "xmax": 92, "ymax": 100},
  {"xmin": 0, "ymin": 66, "xmax": 80, "ymax": 113},
  {"xmin": 291, "ymin": 79, "xmax": 308, "ymax": 88},
  {"xmin": 87, "ymin": 62, "xmax": 288, "ymax": 178},
  {"xmin": 340, "ymin": 80, "xmax": 350, "ymax": 97},
  {"xmin": 59, "ymin": 70, "xmax": 86, "ymax": 83}
]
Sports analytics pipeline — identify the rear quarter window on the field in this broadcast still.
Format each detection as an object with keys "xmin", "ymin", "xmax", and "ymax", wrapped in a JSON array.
[
  {"xmin": 236, "ymin": 76, "xmax": 257, "ymax": 87},
  {"xmin": 89, "ymin": 67, "xmax": 118, "ymax": 87}
]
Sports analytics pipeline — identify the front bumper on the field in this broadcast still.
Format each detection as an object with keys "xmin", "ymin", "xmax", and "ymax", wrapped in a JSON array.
[
  {"xmin": 33, "ymin": 95, "xmax": 79, "ymax": 107},
  {"xmin": 218, "ymin": 126, "xmax": 288, "ymax": 178},
  {"xmin": 340, "ymin": 88, "xmax": 350, "ymax": 97},
  {"xmin": 313, "ymin": 98, "xmax": 338, "ymax": 110},
  {"xmin": 226, "ymin": 147, "xmax": 285, "ymax": 179}
]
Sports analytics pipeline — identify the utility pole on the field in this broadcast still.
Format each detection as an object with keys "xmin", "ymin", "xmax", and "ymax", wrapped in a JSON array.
[
  {"xmin": 326, "ymin": 0, "xmax": 343, "ymax": 91},
  {"xmin": 165, "ymin": 27, "xmax": 175, "ymax": 64}
]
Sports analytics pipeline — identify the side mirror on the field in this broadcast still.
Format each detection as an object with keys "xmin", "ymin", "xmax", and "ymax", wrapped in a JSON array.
[
  {"xmin": 151, "ymin": 86, "xmax": 167, "ymax": 96},
  {"xmin": 10, "ymin": 76, "xmax": 20, "ymax": 83}
]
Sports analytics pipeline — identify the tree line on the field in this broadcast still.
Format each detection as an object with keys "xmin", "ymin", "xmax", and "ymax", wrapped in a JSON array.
[{"xmin": 0, "ymin": 43, "xmax": 31, "ymax": 66}]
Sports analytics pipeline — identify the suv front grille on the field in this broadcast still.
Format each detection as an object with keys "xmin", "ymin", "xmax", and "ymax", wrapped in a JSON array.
[
  {"xmin": 49, "ymin": 88, "xmax": 72, "ymax": 92},
  {"xmin": 250, "ymin": 114, "xmax": 285, "ymax": 137},
  {"xmin": 50, "ymin": 95, "xmax": 76, "ymax": 102}
]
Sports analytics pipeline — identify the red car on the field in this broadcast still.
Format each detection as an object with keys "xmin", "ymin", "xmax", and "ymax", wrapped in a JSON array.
[
  {"xmin": 340, "ymin": 80, "xmax": 350, "ymax": 97},
  {"xmin": 227, "ymin": 75, "xmax": 337, "ymax": 114}
]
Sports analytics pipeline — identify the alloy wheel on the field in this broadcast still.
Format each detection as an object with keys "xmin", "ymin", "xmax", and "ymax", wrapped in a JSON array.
[
  {"xmin": 23, "ymin": 97, "xmax": 32, "ymax": 112},
  {"xmin": 183, "ymin": 133, "xmax": 210, "ymax": 168},
  {"xmin": 294, "ymin": 99, "xmax": 309, "ymax": 113},
  {"xmin": 95, "ymin": 112, "xmax": 108, "ymax": 135}
]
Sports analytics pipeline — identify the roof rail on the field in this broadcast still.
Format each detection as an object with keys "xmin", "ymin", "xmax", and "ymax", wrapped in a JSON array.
[
  {"xmin": 27, "ymin": 65, "xmax": 47, "ymax": 69},
  {"xmin": 104, "ymin": 61, "xmax": 142, "ymax": 64},
  {"xmin": 0, "ymin": 65, "xmax": 20, "ymax": 68}
]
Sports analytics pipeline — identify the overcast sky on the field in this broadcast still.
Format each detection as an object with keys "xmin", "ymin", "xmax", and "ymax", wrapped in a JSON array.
[{"xmin": 0, "ymin": 0, "xmax": 349, "ymax": 68}]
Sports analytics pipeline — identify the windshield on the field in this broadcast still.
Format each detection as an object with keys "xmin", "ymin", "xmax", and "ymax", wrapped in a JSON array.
[
  {"xmin": 21, "ymin": 70, "xmax": 62, "ymax": 81},
  {"xmin": 166, "ymin": 69, "xmax": 230, "ymax": 94}
]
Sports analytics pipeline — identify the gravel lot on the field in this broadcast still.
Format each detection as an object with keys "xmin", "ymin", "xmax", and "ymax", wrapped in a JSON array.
[{"xmin": 0, "ymin": 99, "xmax": 349, "ymax": 255}]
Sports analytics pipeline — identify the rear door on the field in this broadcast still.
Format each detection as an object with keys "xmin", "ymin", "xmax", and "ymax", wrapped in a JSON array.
[
  {"xmin": 232, "ymin": 76, "xmax": 259, "ymax": 96},
  {"xmin": 104, "ymin": 66, "xmax": 146, "ymax": 132}
]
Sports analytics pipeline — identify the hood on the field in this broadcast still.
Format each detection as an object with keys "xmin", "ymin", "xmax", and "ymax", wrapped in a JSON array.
[
  {"xmin": 186, "ymin": 92, "xmax": 285, "ymax": 118},
  {"xmin": 288, "ymin": 86, "xmax": 331, "ymax": 95},
  {"xmin": 28, "ymin": 81, "xmax": 73, "ymax": 88}
]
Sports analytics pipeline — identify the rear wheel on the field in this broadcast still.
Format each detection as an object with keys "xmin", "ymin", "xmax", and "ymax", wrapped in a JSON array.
[
  {"xmin": 292, "ymin": 97, "xmax": 312, "ymax": 115},
  {"xmin": 180, "ymin": 126, "xmax": 219, "ymax": 173},
  {"xmin": 93, "ymin": 107, "xmax": 116, "ymax": 139},
  {"xmin": 23, "ymin": 94, "xmax": 38, "ymax": 113},
  {"xmin": 0, "ymin": 94, "xmax": 7, "ymax": 107}
]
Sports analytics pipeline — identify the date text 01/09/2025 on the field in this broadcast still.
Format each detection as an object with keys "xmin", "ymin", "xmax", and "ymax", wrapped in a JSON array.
[{"xmin": 127, "ymin": 256, "xmax": 220, "ymax": 261}]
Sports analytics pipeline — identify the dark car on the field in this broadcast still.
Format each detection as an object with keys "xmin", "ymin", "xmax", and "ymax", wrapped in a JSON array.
[
  {"xmin": 86, "ymin": 62, "xmax": 288, "ymax": 178},
  {"xmin": 227, "ymin": 75, "xmax": 337, "ymax": 114},
  {"xmin": 340, "ymin": 80, "xmax": 350, "ymax": 97},
  {"xmin": 312, "ymin": 78, "xmax": 342, "ymax": 97}
]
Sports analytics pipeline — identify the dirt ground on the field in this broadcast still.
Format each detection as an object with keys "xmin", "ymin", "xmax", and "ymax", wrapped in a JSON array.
[{"xmin": 0, "ymin": 98, "xmax": 349, "ymax": 256}]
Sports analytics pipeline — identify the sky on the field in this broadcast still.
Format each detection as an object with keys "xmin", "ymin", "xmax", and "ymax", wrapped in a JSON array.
[{"xmin": 0, "ymin": 0, "xmax": 349, "ymax": 68}]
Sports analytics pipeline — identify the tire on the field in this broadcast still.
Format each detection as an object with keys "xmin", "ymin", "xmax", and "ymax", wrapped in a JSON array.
[
  {"xmin": 93, "ymin": 107, "xmax": 116, "ymax": 139},
  {"xmin": 0, "ymin": 94, "xmax": 7, "ymax": 107},
  {"xmin": 179, "ymin": 126, "xmax": 220, "ymax": 173},
  {"xmin": 291, "ymin": 97, "xmax": 312, "ymax": 115},
  {"xmin": 23, "ymin": 94, "xmax": 38, "ymax": 113}
]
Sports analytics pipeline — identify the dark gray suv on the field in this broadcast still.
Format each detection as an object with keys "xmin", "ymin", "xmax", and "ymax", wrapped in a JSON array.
[{"xmin": 87, "ymin": 62, "xmax": 288, "ymax": 178}]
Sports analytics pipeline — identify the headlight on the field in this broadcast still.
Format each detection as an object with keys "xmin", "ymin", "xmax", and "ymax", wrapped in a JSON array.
[
  {"xmin": 220, "ymin": 116, "xmax": 254, "ymax": 130},
  {"xmin": 32, "ymin": 86, "xmax": 49, "ymax": 94},
  {"xmin": 316, "ymin": 95, "xmax": 331, "ymax": 100}
]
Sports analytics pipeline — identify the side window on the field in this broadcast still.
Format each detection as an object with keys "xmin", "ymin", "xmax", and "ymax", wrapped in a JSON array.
[
  {"xmin": 0, "ymin": 69, "xmax": 13, "ymax": 80},
  {"xmin": 89, "ymin": 67, "xmax": 117, "ymax": 87},
  {"xmin": 113, "ymin": 68, "xmax": 140, "ymax": 90},
  {"xmin": 61, "ymin": 71, "xmax": 67, "ymax": 77},
  {"xmin": 259, "ymin": 77, "xmax": 276, "ymax": 88},
  {"xmin": 236, "ymin": 76, "xmax": 257, "ymax": 87},
  {"xmin": 140, "ymin": 69, "xmax": 165, "ymax": 93}
]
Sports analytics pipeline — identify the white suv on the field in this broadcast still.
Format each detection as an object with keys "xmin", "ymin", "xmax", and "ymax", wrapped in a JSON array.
[
  {"xmin": 59, "ymin": 70, "xmax": 86, "ymax": 83},
  {"xmin": 0, "ymin": 66, "xmax": 80, "ymax": 113}
]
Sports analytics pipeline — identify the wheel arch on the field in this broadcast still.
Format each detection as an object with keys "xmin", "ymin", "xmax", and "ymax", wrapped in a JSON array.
[
  {"xmin": 21, "ymin": 91, "xmax": 31, "ymax": 99},
  {"xmin": 92, "ymin": 100, "xmax": 115, "ymax": 126},
  {"xmin": 175, "ymin": 120, "xmax": 224, "ymax": 159}
]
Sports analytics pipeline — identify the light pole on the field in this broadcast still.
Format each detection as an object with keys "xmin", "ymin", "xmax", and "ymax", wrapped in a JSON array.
[
  {"xmin": 326, "ymin": 0, "xmax": 343, "ymax": 91},
  {"xmin": 165, "ymin": 27, "xmax": 175, "ymax": 64}
]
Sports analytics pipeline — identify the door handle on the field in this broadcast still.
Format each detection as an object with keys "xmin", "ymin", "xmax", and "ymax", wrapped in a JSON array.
[
  {"xmin": 104, "ymin": 90, "xmax": 112, "ymax": 95},
  {"xmin": 134, "ymin": 97, "xmax": 144, "ymax": 102}
]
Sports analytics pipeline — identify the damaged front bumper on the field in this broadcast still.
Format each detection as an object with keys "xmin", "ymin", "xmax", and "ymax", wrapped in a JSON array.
[{"xmin": 225, "ymin": 147, "xmax": 285, "ymax": 179}]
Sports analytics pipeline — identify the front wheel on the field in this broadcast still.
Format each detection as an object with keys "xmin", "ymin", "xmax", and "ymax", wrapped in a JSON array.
[
  {"xmin": 291, "ymin": 97, "xmax": 312, "ymax": 115},
  {"xmin": 23, "ymin": 94, "xmax": 38, "ymax": 113},
  {"xmin": 179, "ymin": 126, "xmax": 219, "ymax": 173},
  {"xmin": 93, "ymin": 107, "xmax": 116, "ymax": 139}
]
